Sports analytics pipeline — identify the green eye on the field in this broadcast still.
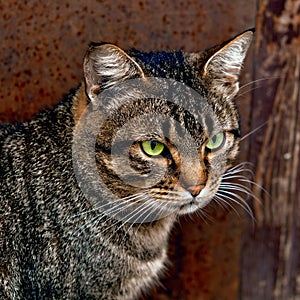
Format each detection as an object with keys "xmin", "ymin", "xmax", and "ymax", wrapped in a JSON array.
[
  {"xmin": 206, "ymin": 132, "xmax": 226, "ymax": 152},
  {"xmin": 141, "ymin": 141, "xmax": 165, "ymax": 157}
]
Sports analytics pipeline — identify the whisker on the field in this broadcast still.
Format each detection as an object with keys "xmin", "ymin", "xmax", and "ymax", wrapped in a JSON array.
[
  {"xmin": 222, "ymin": 164, "xmax": 270, "ymax": 201},
  {"xmin": 126, "ymin": 199, "xmax": 166, "ymax": 243},
  {"xmin": 237, "ymin": 77, "xmax": 282, "ymax": 101},
  {"xmin": 239, "ymin": 76, "xmax": 281, "ymax": 91},
  {"xmin": 222, "ymin": 170, "xmax": 254, "ymax": 181},
  {"xmin": 224, "ymin": 162, "xmax": 254, "ymax": 174},
  {"xmin": 152, "ymin": 199, "xmax": 175, "ymax": 220},
  {"xmin": 68, "ymin": 192, "xmax": 146, "ymax": 220},
  {"xmin": 240, "ymin": 121, "xmax": 268, "ymax": 142},
  {"xmin": 121, "ymin": 196, "xmax": 155, "ymax": 224},
  {"xmin": 216, "ymin": 189, "xmax": 254, "ymax": 220},
  {"xmin": 237, "ymin": 85, "xmax": 263, "ymax": 99},
  {"xmin": 68, "ymin": 202, "xmax": 112, "ymax": 220},
  {"xmin": 219, "ymin": 183, "xmax": 259, "ymax": 205},
  {"xmin": 236, "ymin": 178, "xmax": 271, "ymax": 201},
  {"xmin": 107, "ymin": 196, "xmax": 157, "ymax": 244},
  {"xmin": 194, "ymin": 206, "xmax": 215, "ymax": 224},
  {"xmin": 103, "ymin": 193, "xmax": 154, "ymax": 230},
  {"xmin": 72, "ymin": 193, "xmax": 148, "ymax": 238},
  {"xmin": 99, "ymin": 196, "xmax": 149, "ymax": 236},
  {"xmin": 73, "ymin": 215, "xmax": 103, "ymax": 238},
  {"xmin": 220, "ymin": 182, "xmax": 251, "ymax": 193},
  {"xmin": 213, "ymin": 194, "xmax": 243, "ymax": 218},
  {"xmin": 151, "ymin": 190, "xmax": 183, "ymax": 197}
]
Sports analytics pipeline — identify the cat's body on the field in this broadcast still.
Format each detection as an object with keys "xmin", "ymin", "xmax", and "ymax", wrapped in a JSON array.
[{"xmin": 0, "ymin": 30, "xmax": 253, "ymax": 299}]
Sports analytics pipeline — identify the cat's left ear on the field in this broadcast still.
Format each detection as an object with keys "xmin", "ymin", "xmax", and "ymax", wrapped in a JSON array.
[
  {"xmin": 83, "ymin": 42, "xmax": 145, "ymax": 102},
  {"xmin": 202, "ymin": 29, "xmax": 254, "ymax": 100}
]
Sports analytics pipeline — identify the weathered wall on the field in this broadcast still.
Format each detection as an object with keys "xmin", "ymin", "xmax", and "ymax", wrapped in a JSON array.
[{"xmin": 0, "ymin": 1, "xmax": 255, "ymax": 123}]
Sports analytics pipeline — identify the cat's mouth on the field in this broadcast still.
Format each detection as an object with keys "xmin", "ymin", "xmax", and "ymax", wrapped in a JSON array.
[{"xmin": 178, "ymin": 195, "xmax": 213, "ymax": 215}]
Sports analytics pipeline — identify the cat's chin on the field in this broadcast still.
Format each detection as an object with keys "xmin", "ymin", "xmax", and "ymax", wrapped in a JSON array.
[{"xmin": 177, "ymin": 197, "xmax": 212, "ymax": 215}]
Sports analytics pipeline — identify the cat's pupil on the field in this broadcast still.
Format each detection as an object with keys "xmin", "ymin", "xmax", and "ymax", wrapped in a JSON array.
[
  {"xmin": 211, "ymin": 135, "xmax": 217, "ymax": 143},
  {"xmin": 151, "ymin": 141, "xmax": 158, "ymax": 150}
]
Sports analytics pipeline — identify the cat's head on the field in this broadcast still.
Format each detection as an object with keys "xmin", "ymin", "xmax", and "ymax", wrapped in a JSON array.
[{"xmin": 73, "ymin": 30, "xmax": 254, "ymax": 223}]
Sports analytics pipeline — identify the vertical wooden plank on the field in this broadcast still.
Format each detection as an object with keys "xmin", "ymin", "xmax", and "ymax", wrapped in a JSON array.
[{"xmin": 241, "ymin": 0, "xmax": 300, "ymax": 298}]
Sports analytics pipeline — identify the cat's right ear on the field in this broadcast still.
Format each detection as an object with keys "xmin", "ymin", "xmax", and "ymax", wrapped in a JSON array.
[
  {"xmin": 83, "ymin": 42, "xmax": 145, "ymax": 102},
  {"xmin": 200, "ymin": 29, "xmax": 254, "ymax": 100}
]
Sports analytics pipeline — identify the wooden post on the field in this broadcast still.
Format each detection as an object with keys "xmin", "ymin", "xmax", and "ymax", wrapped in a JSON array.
[{"xmin": 240, "ymin": 0, "xmax": 300, "ymax": 298}]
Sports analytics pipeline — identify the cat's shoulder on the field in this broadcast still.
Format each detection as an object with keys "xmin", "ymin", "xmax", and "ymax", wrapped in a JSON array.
[{"xmin": 0, "ymin": 122, "xmax": 21, "ymax": 142}]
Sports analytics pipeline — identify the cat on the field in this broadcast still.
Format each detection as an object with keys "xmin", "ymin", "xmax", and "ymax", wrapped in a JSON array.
[{"xmin": 0, "ymin": 29, "xmax": 253, "ymax": 299}]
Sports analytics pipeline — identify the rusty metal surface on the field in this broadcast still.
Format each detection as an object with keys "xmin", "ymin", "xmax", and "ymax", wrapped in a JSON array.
[
  {"xmin": 0, "ymin": 0, "xmax": 255, "ymax": 123},
  {"xmin": 0, "ymin": 1, "xmax": 255, "ymax": 299}
]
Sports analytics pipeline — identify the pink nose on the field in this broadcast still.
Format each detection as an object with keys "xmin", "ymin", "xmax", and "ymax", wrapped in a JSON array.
[{"xmin": 187, "ymin": 184, "xmax": 205, "ymax": 197}]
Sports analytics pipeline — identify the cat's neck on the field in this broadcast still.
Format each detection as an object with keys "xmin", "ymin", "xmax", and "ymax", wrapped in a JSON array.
[{"xmin": 131, "ymin": 215, "xmax": 176, "ymax": 250}]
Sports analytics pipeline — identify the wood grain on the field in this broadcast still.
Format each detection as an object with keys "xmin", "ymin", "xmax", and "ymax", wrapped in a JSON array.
[{"xmin": 241, "ymin": 0, "xmax": 300, "ymax": 298}]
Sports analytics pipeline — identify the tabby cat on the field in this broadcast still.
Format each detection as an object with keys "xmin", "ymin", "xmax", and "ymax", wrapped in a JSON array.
[{"xmin": 0, "ymin": 29, "xmax": 253, "ymax": 299}]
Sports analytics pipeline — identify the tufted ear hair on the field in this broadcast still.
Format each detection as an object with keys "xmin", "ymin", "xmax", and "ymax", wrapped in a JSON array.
[
  {"xmin": 202, "ymin": 29, "xmax": 254, "ymax": 100},
  {"xmin": 83, "ymin": 42, "xmax": 145, "ymax": 102}
]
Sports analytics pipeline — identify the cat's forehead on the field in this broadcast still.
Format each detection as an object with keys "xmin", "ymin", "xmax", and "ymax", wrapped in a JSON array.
[
  {"xmin": 128, "ymin": 49, "xmax": 193, "ymax": 81},
  {"xmin": 113, "ymin": 105, "xmax": 207, "ymax": 146}
]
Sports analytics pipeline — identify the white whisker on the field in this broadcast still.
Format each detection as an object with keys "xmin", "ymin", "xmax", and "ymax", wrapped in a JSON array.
[
  {"xmin": 240, "ymin": 121, "xmax": 268, "ymax": 142},
  {"xmin": 216, "ymin": 190, "xmax": 254, "ymax": 221},
  {"xmin": 238, "ymin": 77, "xmax": 282, "ymax": 98},
  {"xmin": 104, "ymin": 193, "xmax": 158, "ymax": 234},
  {"xmin": 212, "ymin": 162, "xmax": 267, "ymax": 224},
  {"xmin": 224, "ymin": 162, "xmax": 254, "ymax": 174},
  {"xmin": 213, "ymin": 194, "xmax": 243, "ymax": 218},
  {"xmin": 72, "ymin": 193, "xmax": 148, "ymax": 238},
  {"xmin": 88, "ymin": 198, "xmax": 140, "ymax": 239},
  {"xmin": 220, "ymin": 181, "xmax": 253, "ymax": 194},
  {"xmin": 110, "ymin": 196, "xmax": 158, "ymax": 244},
  {"xmin": 222, "ymin": 165, "xmax": 269, "ymax": 203},
  {"xmin": 194, "ymin": 207, "xmax": 215, "ymax": 224},
  {"xmin": 219, "ymin": 183, "xmax": 260, "ymax": 207},
  {"xmin": 68, "ymin": 192, "xmax": 146, "ymax": 220},
  {"xmin": 125, "ymin": 199, "xmax": 166, "ymax": 243},
  {"xmin": 239, "ymin": 76, "xmax": 281, "ymax": 91}
]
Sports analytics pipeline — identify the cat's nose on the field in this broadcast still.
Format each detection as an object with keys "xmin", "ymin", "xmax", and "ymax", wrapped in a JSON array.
[{"xmin": 187, "ymin": 184, "xmax": 205, "ymax": 197}]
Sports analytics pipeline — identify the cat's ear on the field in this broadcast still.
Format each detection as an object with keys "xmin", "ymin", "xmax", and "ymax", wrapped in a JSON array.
[
  {"xmin": 83, "ymin": 42, "xmax": 145, "ymax": 102},
  {"xmin": 202, "ymin": 30, "xmax": 254, "ymax": 100}
]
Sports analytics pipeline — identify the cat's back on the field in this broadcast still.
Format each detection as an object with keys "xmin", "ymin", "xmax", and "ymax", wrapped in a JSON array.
[
  {"xmin": 0, "ymin": 99, "xmax": 74, "ymax": 205},
  {"xmin": 0, "ymin": 122, "xmax": 28, "ymax": 182},
  {"xmin": 0, "ymin": 121, "xmax": 37, "ymax": 178},
  {"xmin": 0, "ymin": 122, "xmax": 22, "ymax": 146},
  {"xmin": 0, "ymin": 96, "xmax": 74, "ymax": 159}
]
